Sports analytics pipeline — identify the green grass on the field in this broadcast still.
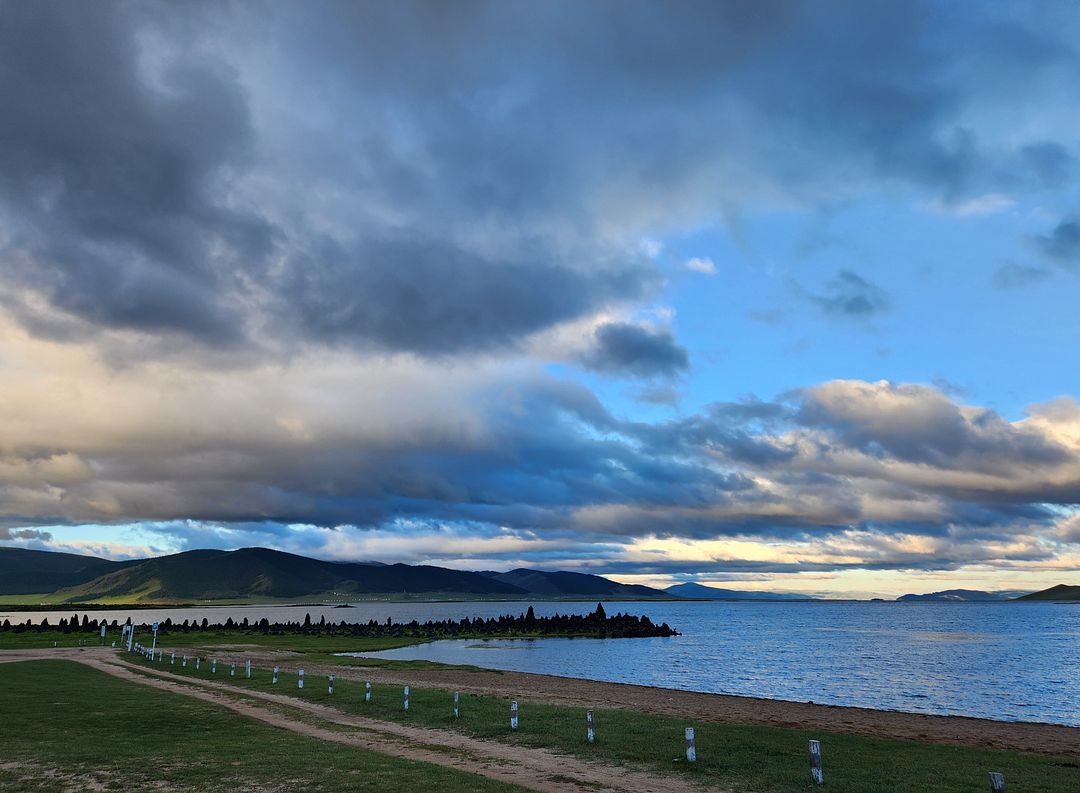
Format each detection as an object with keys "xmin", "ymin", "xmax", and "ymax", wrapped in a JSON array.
[
  {"xmin": 0, "ymin": 629, "xmax": 421, "ymax": 653},
  {"xmin": 0, "ymin": 659, "xmax": 527, "ymax": 793},
  {"xmin": 0, "ymin": 630, "xmax": 486, "ymax": 670},
  {"xmin": 130, "ymin": 651, "xmax": 1080, "ymax": 793},
  {"xmin": 0, "ymin": 631, "xmax": 110, "ymax": 649}
]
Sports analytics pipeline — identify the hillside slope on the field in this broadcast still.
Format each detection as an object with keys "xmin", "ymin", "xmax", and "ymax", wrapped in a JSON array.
[
  {"xmin": 664, "ymin": 582, "xmax": 812, "ymax": 600},
  {"xmin": 49, "ymin": 547, "xmax": 528, "ymax": 602},
  {"xmin": 0, "ymin": 547, "xmax": 130, "ymax": 595},
  {"xmin": 1017, "ymin": 584, "xmax": 1080, "ymax": 601},
  {"xmin": 897, "ymin": 589, "xmax": 1010, "ymax": 602},
  {"xmin": 0, "ymin": 547, "xmax": 675, "ymax": 603},
  {"xmin": 491, "ymin": 568, "xmax": 667, "ymax": 598}
]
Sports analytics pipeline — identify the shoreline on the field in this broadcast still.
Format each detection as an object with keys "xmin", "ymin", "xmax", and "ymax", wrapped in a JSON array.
[{"xmin": 175, "ymin": 645, "xmax": 1080, "ymax": 757}]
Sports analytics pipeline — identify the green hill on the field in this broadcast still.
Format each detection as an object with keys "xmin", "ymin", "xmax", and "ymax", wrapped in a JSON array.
[
  {"xmin": 0, "ymin": 547, "xmax": 131, "ymax": 595},
  {"xmin": 1016, "ymin": 584, "xmax": 1080, "ymax": 601},
  {"xmin": 490, "ymin": 568, "xmax": 667, "ymax": 598},
  {"xmin": 0, "ymin": 546, "xmax": 671, "ymax": 603},
  {"xmin": 47, "ymin": 548, "xmax": 528, "ymax": 602}
]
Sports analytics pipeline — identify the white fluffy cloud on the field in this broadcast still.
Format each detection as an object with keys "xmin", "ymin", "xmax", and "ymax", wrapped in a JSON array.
[{"xmin": 686, "ymin": 257, "xmax": 717, "ymax": 275}]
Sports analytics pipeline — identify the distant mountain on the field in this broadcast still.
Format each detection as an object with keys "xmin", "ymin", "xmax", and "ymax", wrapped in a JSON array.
[
  {"xmin": 1016, "ymin": 584, "xmax": 1080, "ymax": 601},
  {"xmin": 664, "ymin": 582, "xmax": 812, "ymax": 600},
  {"xmin": 490, "ymin": 568, "xmax": 668, "ymax": 598},
  {"xmin": 0, "ymin": 547, "xmax": 132, "ymax": 595},
  {"xmin": 896, "ymin": 589, "xmax": 1016, "ymax": 602},
  {"xmin": 0, "ymin": 546, "xmax": 668, "ymax": 603},
  {"xmin": 0, "ymin": 547, "xmax": 530, "ymax": 602}
]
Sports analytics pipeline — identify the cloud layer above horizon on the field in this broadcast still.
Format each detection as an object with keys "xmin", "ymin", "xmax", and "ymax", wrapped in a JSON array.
[{"xmin": 2, "ymin": 1, "xmax": 1080, "ymax": 596}]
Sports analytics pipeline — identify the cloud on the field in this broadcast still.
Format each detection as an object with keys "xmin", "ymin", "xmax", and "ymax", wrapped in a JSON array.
[
  {"xmin": 810, "ymin": 270, "xmax": 892, "ymax": 317},
  {"xmin": 0, "ymin": 528, "xmax": 52, "ymax": 542},
  {"xmin": 5, "ymin": 347, "xmax": 1080, "ymax": 580},
  {"xmin": 577, "ymin": 322, "xmax": 689, "ymax": 378},
  {"xmin": 921, "ymin": 192, "xmax": 1015, "ymax": 217},
  {"xmin": 1035, "ymin": 218, "xmax": 1080, "ymax": 266},
  {"xmin": 993, "ymin": 262, "xmax": 1051, "ymax": 289},
  {"xmin": 3, "ymin": 3, "xmax": 1080, "ymax": 588},
  {"xmin": 1018, "ymin": 141, "xmax": 1074, "ymax": 189},
  {"xmin": 686, "ymin": 257, "xmax": 717, "ymax": 274},
  {"xmin": 1, "ymin": 2, "xmax": 1077, "ymax": 361}
]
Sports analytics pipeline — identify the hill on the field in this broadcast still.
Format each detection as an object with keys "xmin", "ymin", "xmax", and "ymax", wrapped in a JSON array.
[
  {"xmin": 0, "ymin": 547, "xmax": 671, "ymax": 603},
  {"xmin": 0, "ymin": 547, "xmax": 132, "ymax": 595},
  {"xmin": 896, "ymin": 589, "xmax": 1014, "ymax": 602},
  {"xmin": 664, "ymin": 582, "xmax": 812, "ymax": 600},
  {"xmin": 1016, "ymin": 584, "xmax": 1080, "ymax": 601},
  {"xmin": 490, "ymin": 568, "xmax": 668, "ymax": 598}
]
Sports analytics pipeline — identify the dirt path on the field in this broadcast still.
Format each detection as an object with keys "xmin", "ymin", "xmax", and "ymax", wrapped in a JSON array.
[
  {"xmin": 1, "ymin": 648, "xmax": 719, "ymax": 793},
  {"xmin": 182, "ymin": 645, "xmax": 1080, "ymax": 757}
]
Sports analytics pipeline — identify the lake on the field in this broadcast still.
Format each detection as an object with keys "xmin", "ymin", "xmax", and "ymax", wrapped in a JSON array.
[{"xmin": 7, "ymin": 600, "xmax": 1078, "ymax": 726}]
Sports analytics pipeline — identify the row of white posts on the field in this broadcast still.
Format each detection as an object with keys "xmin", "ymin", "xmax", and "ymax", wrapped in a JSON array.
[{"xmin": 124, "ymin": 644, "xmax": 1010, "ymax": 789}]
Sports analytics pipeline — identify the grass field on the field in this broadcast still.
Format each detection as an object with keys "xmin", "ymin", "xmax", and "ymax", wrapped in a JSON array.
[
  {"xmin": 127, "ymin": 651, "xmax": 1080, "ymax": 793},
  {"xmin": 0, "ymin": 629, "xmax": 422, "ymax": 653},
  {"xmin": 0, "ymin": 629, "xmax": 494, "ymax": 670},
  {"xmin": 0, "ymin": 659, "xmax": 528, "ymax": 793}
]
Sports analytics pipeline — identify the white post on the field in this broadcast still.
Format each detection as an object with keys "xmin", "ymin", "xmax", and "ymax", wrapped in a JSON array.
[
  {"xmin": 685, "ymin": 727, "xmax": 697, "ymax": 762},
  {"xmin": 245, "ymin": 659, "xmax": 251, "ymax": 678},
  {"xmin": 298, "ymin": 669, "xmax": 305, "ymax": 689},
  {"xmin": 272, "ymin": 666, "xmax": 279, "ymax": 685},
  {"xmin": 212, "ymin": 658, "xmax": 217, "ymax": 673},
  {"xmin": 510, "ymin": 700, "xmax": 519, "ymax": 730},
  {"xmin": 809, "ymin": 739, "xmax": 823, "ymax": 785},
  {"xmin": 365, "ymin": 681, "xmax": 371, "ymax": 702},
  {"xmin": 453, "ymin": 691, "xmax": 459, "ymax": 719},
  {"xmin": 230, "ymin": 663, "xmax": 235, "ymax": 677},
  {"xmin": 587, "ymin": 710, "xmax": 595, "ymax": 743},
  {"xmin": 126, "ymin": 626, "xmax": 134, "ymax": 652},
  {"xmin": 170, "ymin": 652, "xmax": 175, "ymax": 665},
  {"xmin": 196, "ymin": 657, "xmax": 200, "ymax": 671},
  {"xmin": 151, "ymin": 623, "xmax": 158, "ymax": 657},
  {"xmin": 100, "ymin": 624, "xmax": 106, "ymax": 645},
  {"xmin": 328, "ymin": 674, "xmax": 335, "ymax": 695},
  {"xmin": 403, "ymin": 686, "xmax": 409, "ymax": 711},
  {"xmin": 182, "ymin": 656, "xmax": 187, "ymax": 668}
]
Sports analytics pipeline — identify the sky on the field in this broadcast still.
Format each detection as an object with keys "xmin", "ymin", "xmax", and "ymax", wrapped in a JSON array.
[{"xmin": 2, "ymin": 1, "xmax": 1080, "ymax": 598}]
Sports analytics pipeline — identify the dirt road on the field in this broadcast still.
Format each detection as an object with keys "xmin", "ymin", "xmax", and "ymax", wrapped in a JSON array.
[{"xmin": 1, "ymin": 648, "xmax": 722, "ymax": 793}]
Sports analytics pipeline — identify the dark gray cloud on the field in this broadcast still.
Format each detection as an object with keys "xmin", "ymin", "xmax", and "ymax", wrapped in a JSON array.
[
  {"xmin": 1018, "ymin": 141, "xmax": 1074, "ymax": 189},
  {"xmin": 1, "ymin": 1, "xmax": 1076, "ymax": 359},
  {"xmin": 810, "ymin": 270, "xmax": 892, "ymax": 317},
  {"xmin": 0, "ymin": 527, "xmax": 52, "ymax": 542},
  {"xmin": 0, "ymin": 2, "xmax": 269, "ymax": 347},
  {"xmin": 993, "ymin": 262, "xmax": 1052, "ymax": 289},
  {"xmin": 578, "ymin": 322, "xmax": 688, "ymax": 378},
  {"xmin": 279, "ymin": 239, "xmax": 654, "ymax": 356},
  {"xmin": 1035, "ymin": 218, "xmax": 1080, "ymax": 266}
]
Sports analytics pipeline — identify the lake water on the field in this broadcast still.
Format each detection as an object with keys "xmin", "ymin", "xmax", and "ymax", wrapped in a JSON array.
[{"xmin": 7, "ymin": 600, "xmax": 1078, "ymax": 726}]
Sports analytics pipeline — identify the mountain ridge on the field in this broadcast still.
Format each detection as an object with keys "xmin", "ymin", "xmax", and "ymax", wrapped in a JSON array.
[
  {"xmin": 896, "ymin": 589, "xmax": 1019, "ymax": 602},
  {"xmin": 1016, "ymin": 584, "xmax": 1080, "ymax": 601},
  {"xmin": 664, "ymin": 582, "xmax": 814, "ymax": 600},
  {"xmin": 0, "ymin": 546, "xmax": 670, "ymax": 603}
]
